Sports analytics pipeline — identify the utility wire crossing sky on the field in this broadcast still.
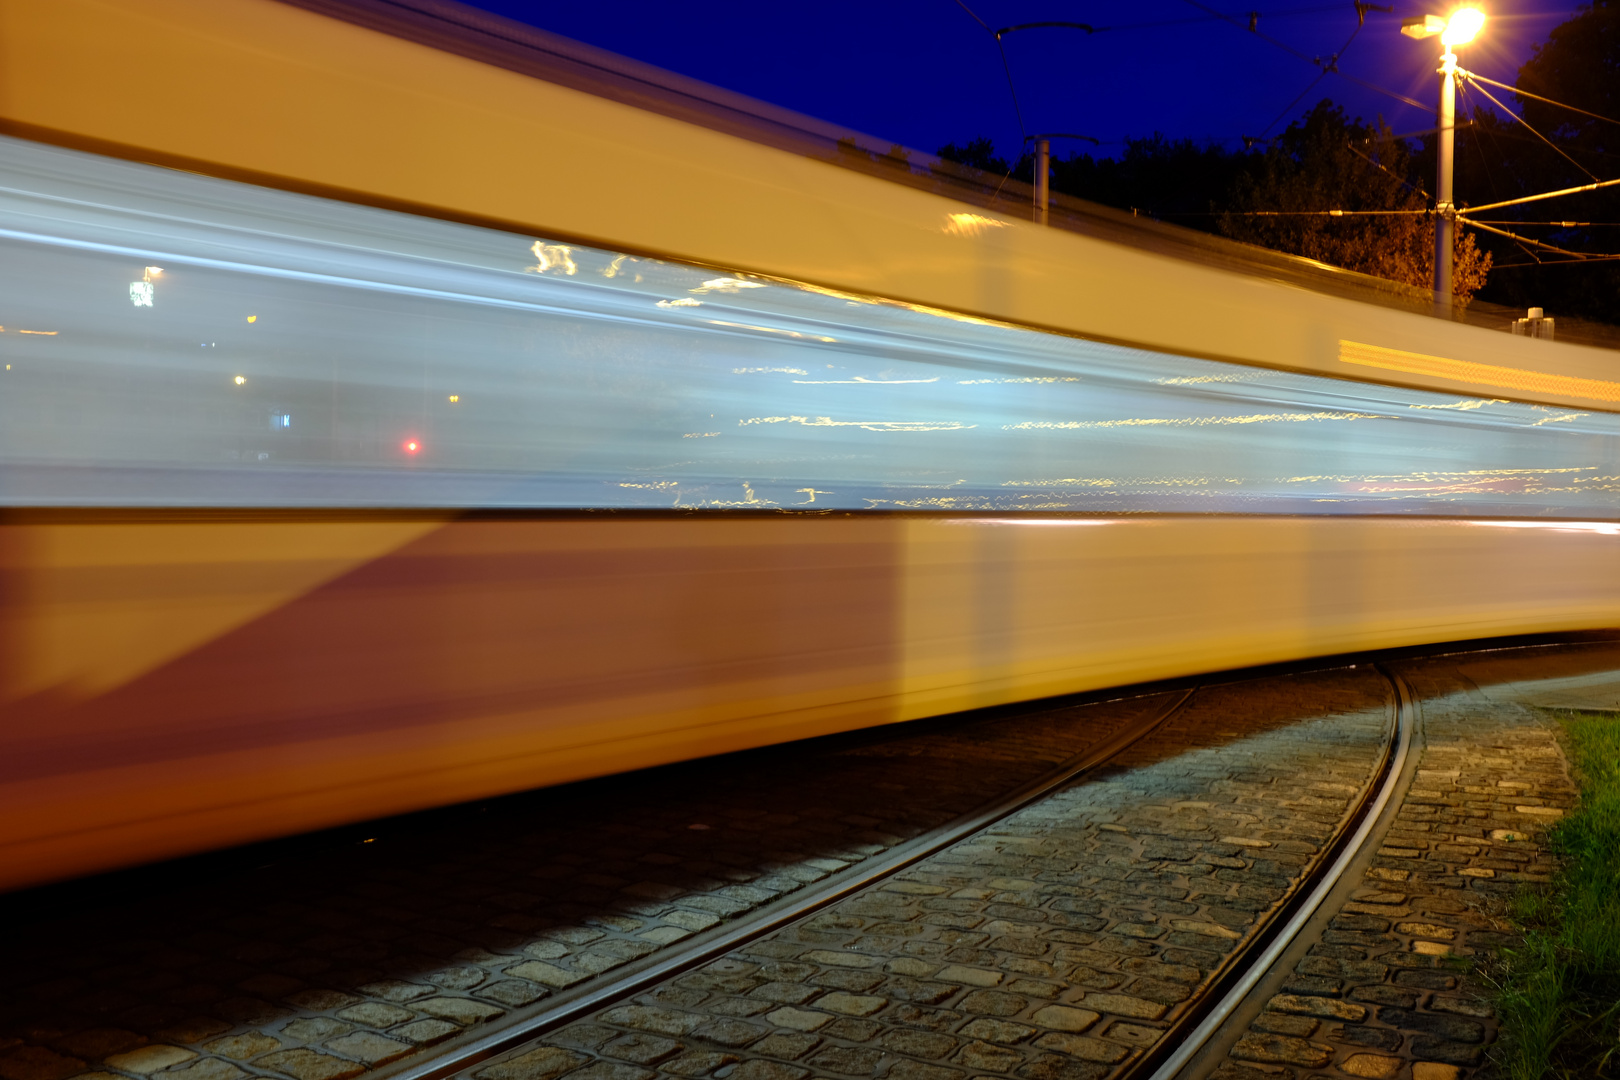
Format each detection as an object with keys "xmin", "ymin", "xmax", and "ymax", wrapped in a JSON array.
[{"xmin": 467, "ymin": 1, "xmax": 1584, "ymax": 159}]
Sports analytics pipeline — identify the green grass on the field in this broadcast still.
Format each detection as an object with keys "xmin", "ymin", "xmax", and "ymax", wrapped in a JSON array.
[{"xmin": 1492, "ymin": 710, "xmax": 1620, "ymax": 1079}]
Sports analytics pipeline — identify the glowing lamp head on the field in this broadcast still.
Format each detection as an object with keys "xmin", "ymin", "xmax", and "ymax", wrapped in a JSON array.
[
  {"xmin": 404, "ymin": 439, "xmax": 420, "ymax": 455},
  {"xmin": 233, "ymin": 375, "xmax": 246, "ymax": 385},
  {"xmin": 1442, "ymin": 7, "xmax": 1485, "ymax": 46}
]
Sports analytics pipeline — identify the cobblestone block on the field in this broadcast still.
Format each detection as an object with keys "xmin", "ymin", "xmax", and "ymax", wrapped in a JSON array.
[
  {"xmin": 816, "ymin": 993, "xmax": 886, "ymax": 1017},
  {"xmin": 1218, "ymin": 656, "xmax": 1583, "ymax": 1080},
  {"xmin": 1072, "ymin": 993, "xmax": 1163, "ymax": 1021},
  {"xmin": 953, "ymin": 1039, "xmax": 1024, "ymax": 1072},
  {"xmin": 202, "ymin": 1033, "xmax": 279, "ymax": 1060},
  {"xmin": 390, "ymin": 1020, "xmax": 458, "ymax": 1046},
  {"xmin": 761, "ymin": 1010, "xmax": 827, "ymax": 1033},
  {"xmin": 1250, "ymin": 1013, "xmax": 1315, "ymax": 1037},
  {"xmin": 566, "ymin": 1063, "xmax": 653, "ymax": 1080},
  {"xmin": 475, "ymin": 1046, "xmax": 587, "ymax": 1080},
  {"xmin": 809, "ymin": 1045, "xmax": 883, "ymax": 1074},
  {"xmin": 102, "ymin": 1045, "xmax": 197, "ymax": 1074},
  {"xmin": 161, "ymin": 1058, "xmax": 244, "ymax": 1080},
  {"xmin": 663, "ymin": 1051, "xmax": 737, "ymax": 1077},
  {"xmin": 605, "ymin": 1006, "xmax": 696, "ymax": 1037},
  {"xmin": 885, "ymin": 1060, "xmax": 960, "ymax": 1080},
  {"xmin": 601, "ymin": 1035, "xmax": 682, "ymax": 1066},
  {"xmin": 323, "ymin": 1033, "xmax": 412, "ymax": 1066},
  {"xmin": 1230, "ymin": 1032, "xmax": 1332, "ymax": 1068},
  {"xmin": 1339, "ymin": 1052, "xmax": 1403, "ymax": 1077},
  {"xmin": 690, "ymin": 1020, "xmax": 767, "ymax": 1049},
  {"xmin": 255, "ymin": 1049, "xmax": 366, "ymax": 1080}
]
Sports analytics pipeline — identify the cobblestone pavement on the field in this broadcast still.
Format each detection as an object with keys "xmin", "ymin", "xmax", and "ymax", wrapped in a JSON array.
[
  {"xmin": 0, "ymin": 688, "xmax": 1171, "ymax": 1080},
  {"xmin": 465, "ymin": 667, "xmax": 1393, "ymax": 1080},
  {"xmin": 1213, "ymin": 651, "xmax": 1591, "ymax": 1080}
]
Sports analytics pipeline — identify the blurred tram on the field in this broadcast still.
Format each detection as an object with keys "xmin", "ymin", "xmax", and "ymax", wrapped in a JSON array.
[{"xmin": 0, "ymin": 0, "xmax": 1617, "ymax": 890}]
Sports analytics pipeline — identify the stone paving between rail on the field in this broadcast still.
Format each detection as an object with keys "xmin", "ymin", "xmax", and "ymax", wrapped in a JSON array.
[
  {"xmin": 471, "ymin": 668, "xmax": 1392, "ymax": 1080},
  {"xmin": 5, "ymin": 644, "xmax": 1606, "ymax": 1080},
  {"xmin": 0, "ymin": 688, "xmax": 1165, "ymax": 1080},
  {"xmin": 1213, "ymin": 652, "xmax": 1585, "ymax": 1080}
]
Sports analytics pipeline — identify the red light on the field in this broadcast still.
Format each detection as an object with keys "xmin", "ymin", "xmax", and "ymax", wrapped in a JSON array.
[{"xmin": 404, "ymin": 439, "xmax": 420, "ymax": 455}]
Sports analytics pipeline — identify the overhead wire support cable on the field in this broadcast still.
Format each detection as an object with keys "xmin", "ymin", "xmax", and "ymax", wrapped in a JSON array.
[
  {"xmin": 1345, "ymin": 141, "xmax": 1429, "ymax": 199},
  {"xmin": 1332, "ymin": 69, "xmax": 1429, "ymax": 113},
  {"xmin": 1462, "ymin": 177, "xmax": 1620, "ymax": 215},
  {"xmin": 1464, "ymin": 71, "xmax": 1620, "ymax": 130},
  {"xmin": 954, "ymin": 0, "xmax": 1027, "ymax": 142},
  {"xmin": 1460, "ymin": 73, "xmax": 1601, "ymax": 183},
  {"xmin": 1229, "ymin": 208, "xmax": 1430, "ymax": 216}
]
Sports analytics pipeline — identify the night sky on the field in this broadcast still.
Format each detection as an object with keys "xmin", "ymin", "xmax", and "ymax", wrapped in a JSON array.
[{"xmin": 461, "ymin": 2, "xmax": 1582, "ymax": 161}]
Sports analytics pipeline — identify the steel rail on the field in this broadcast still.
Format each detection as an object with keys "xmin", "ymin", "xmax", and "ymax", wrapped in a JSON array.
[
  {"xmin": 377, "ymin": 688, "xmax": 1198, "ymax": 1080},
  {"xmin": 1126, "ymin": 665, "xmax": 1415, "ymax": 1080}
]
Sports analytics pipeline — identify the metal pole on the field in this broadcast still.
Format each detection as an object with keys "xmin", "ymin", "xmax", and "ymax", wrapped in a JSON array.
[
  {"xmin": 1435, "ymin": 49, "xmax": 1456, "ymax": 314},
  {"xmin": 1035, "ymin": 138, "xmax": 1050, "ymax": 225}
]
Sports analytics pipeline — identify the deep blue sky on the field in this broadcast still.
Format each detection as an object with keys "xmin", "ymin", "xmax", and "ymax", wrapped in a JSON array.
[{"xmin": 463, "ymin": 1, "xmax": 1582, "ymax": 159}]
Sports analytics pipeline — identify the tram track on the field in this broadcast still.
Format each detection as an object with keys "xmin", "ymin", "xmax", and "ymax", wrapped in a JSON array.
[
  {"xmin": 1127, "ymin": 668, "xmax": 1413, "ymax": 1080},
  {"xmin": 4, "ymin": 648, "xmax": 1557, "ymax": 1080},
  {"xmin": 380, "ymin": 691, "xmax": 1199, "ymax": 1080},
  {"xmin": 415, "ymin": 666, "xmax": 1408, "ymax": 1080}
]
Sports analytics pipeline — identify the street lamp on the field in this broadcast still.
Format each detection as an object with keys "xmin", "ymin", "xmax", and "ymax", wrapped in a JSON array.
[{"xmin": 1402, "ymin": 6, "xmax": 1485, "ymax": 314}]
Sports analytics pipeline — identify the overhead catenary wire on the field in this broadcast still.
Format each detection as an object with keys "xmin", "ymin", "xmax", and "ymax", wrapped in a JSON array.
[
  {"xmin": 1175, "ymin": 0, "xmax": 1427, "ymax": 117},
  {"xmin": 1457, "ymin": 215, "xmax": 1616, "ymax": 260},
  {"xmin": 952, "ymin": 0, "xmax": 1027, "ymax": 199}
]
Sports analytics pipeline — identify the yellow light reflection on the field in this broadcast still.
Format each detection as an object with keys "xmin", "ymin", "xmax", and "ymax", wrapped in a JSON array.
[
  {"xmin": 527, "ymin": 241, "xmax": 578, "ymax": 275},
  {"xmin": 1408, "ymin": 399, "xmax": 1505, "ymax": 411},
  {"xmin": 234, "ymin": 375, "xmax": 246, "ymax": 385},
  {"xmin": 1155, "ymin": 373, "xmax": 1262, "ymax": 386},
  {"xmin": 657, "ymin": 297, "xmax": 703, "ymax": 308},
  {"xmin": 447, "ymin": 395, "xmax": 460, "ymax": 403},
  {"xmin": 944, "ymin": 213, "xmax": 1010, "ymax": 236}
]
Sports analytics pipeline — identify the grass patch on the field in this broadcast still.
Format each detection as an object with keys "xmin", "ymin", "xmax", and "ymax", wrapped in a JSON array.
[{"xmin": 1491, "ymin": 709, "xmax": 1620, "ymax": 1079}]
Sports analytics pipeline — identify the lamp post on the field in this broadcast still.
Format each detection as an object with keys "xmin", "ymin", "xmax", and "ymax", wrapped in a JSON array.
[{"xmin": 1402, "ymin": 7, "xmax": 1485, "ymax": 315}]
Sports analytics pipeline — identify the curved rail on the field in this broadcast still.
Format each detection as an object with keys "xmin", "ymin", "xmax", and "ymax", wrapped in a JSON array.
[
  {"xmin": 380, "ymin": 690, "xmax": 1197, "ymax": 1080},
  {"xmin": 374, "ymin": 661, "xmax": 1415, "ymax": 1080},
  {"xmin": 1129, "ymin": 667, "xmax": 1414, "ymax": 1079}
]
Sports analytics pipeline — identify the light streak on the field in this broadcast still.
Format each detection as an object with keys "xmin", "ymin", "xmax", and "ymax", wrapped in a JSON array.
[
  {"xmin": 1003, "ymin": 411, "xmax": 1386, "ymax": 430},
  {"xmin": 739, "ymin": 415, "xmax": 976, "ymax": 432}
]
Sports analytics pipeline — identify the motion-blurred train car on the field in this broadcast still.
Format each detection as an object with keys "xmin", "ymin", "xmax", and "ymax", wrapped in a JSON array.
[{"xmin": 0, "ymin": 0, "xmax": 1616, "ymax": 890}]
